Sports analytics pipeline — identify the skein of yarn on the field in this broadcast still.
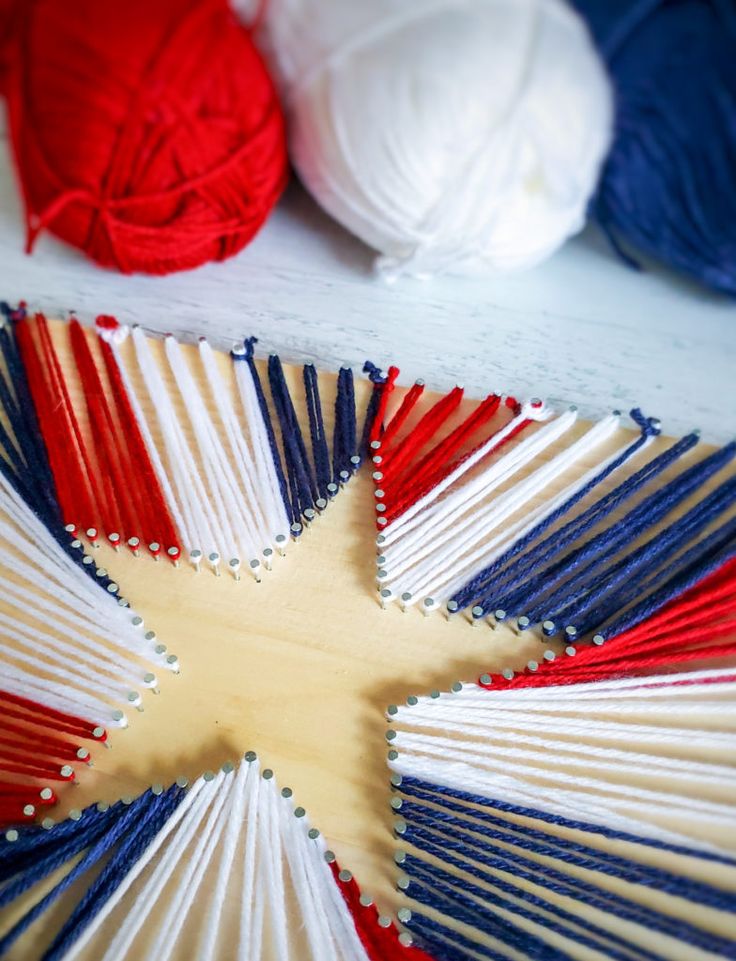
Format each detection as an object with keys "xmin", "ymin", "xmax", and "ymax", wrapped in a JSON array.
[
  {"xmin": 4, "ymin": 0, "xmax": 288, "ymax": 275},
  {"xmin": 573, "ymin": 0, "xmax": 736, "ymax": 296},
  {"xmin": 258, "ymin": 0, "xmax": 613, "ymax": 280}
]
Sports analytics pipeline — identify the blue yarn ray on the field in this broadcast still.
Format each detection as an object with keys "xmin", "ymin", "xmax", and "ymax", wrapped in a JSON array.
[
  {"xmin": 575, "ymin": 514, "xmax": 736, "ymax": 638},
  {"xmin": 303, "ymin": 363, "xmax": 332, "ymax": 502},
  {"xmin": 0, "ymin": 786, "xmax": 183, "ymax": 956},
  {"xmin": 538, "ymin": 475, "xmax": 736, "ymax": 632},
  {"xmin": 397, "ymin": 786, "xmax": 736, "ymax": 912},
  {"xmin": 398, "ymin": 776, "xmax": 736, "ymax": 867},
  {"xmin": 332, "ymin": 366, "xmax": 358, "ymax": 486},
  {"xmin": 360, "ymin": 361, "xmax": 387, "ymax": 458},
  {"xmin": 268, "ymin": 354, "xmax": 318, "ymax": 521},
  {"xmin": 493, "ymin": 441, "xmax": 736, "ymax": 624},
  {"xmin": 453, "ymin": 431, "xmax": 699, "ymax": 613},
  {"xmin": 396, "ymin": 777, "xmax": 736, "ymax": 961},
  {"xmin": 41, "ymin": 784, "xmax": 185, "ymax": 961}
]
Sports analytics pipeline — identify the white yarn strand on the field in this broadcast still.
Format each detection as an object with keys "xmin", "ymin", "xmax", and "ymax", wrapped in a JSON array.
[
  {"xmin": 64, "ymin": 758, "xmax": 372, "ymax": 961},
  {"xmin": 198, "ymin": 340, "xmax": 275, "ymax": 556},
  {"xmin": 232, "ymin": 353, "xmax": 291, "ymax": 545},
  {"xmin": 386, "ymin": 411, "xmax": 620, "ymax": 604},
  {"xmin": 130, "ymin": 326, "xmax": 222, "ymax": 557},
  {"xmin": 388, "ymin": 674, "xmax": 736, "ymax": 855}
]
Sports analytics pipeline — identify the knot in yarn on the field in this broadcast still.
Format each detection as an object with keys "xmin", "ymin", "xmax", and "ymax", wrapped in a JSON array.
[
  {"xmin": 6, "ymin": 0, "xmax": 288, "ymax": 274},
  {"xmin": 261, "ymin": 0, "xmax": 612, "ymax": 280}
]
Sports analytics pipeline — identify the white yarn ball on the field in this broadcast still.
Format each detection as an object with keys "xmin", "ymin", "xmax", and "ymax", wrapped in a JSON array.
[{"xmin": 259, "ymin": 0, "xmax": 613, "ymax": 280}]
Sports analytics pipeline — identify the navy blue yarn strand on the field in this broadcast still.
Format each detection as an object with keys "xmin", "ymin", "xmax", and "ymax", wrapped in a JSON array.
[
  {"xmin": 332, "ymin": 366, "xmax": 357, "ymax": 484},
  {"xmin": 396, "ymin": 787, "xmax": 736, "ymax": 913},
  {"xmin": 403, "ymin": 824, "xmax": 668, "ymax": 961},
  {"xmin": 236, "ymin": 338, "xmax": 293, "ymax": 524},
  {"xmin": 360, "ymin": 361, "xmax": 387, "ymax": 458},
  {"xmin": 0, "ymin": 814, "xmax": 120, "ymax": 905},
  {"xmin": 406, "ymin": 911, "xmax": 511, "ymax": 961},
  {"xmin": 0, "ymin": 805, "xmax": 116, "ymax": 879},
  {"xmin": 601, "ymin": 535, "xmax": 736, "ymax": 641},
  {"xmin": 398, "ymin": 777, "xmax": 736, "ymax": 867},
  {"xmin": 541, "ymin": 475, "xmax": 736, "ymax": 632},
  {"xmin": 497, "ymin": 440, "xmax": 736, "ymax": 621},
  {"xmin": 268, "ymin": 354, "xmax": 317, "ymax": 520},
  {"xmin": 0, "ymin": 332, "xmax": 60, "ymax": 528},
  {"xmin": 303, "ymin": 364, "xmax": 332, "ymax": 501},
  {"xmin": 454, "ymin": 431, "xmax": 700, "ymax": 612},
  {"xmin": 402, "ymin": 806, "xmax": 732, "ymax": 956},
  {"xmin": 41, "ymin": 785, "xmax": 185, "ymax": 961},
  {"xmin": 0, "ymin": 307, "xmax": 60, "ymax": 522},
  {"xmin": 575, "ymin": 513, "xmax": 736, "ymax": 638},
  {"xmin": 0, "ymin": 791, "xmax": 157, "ymax": 954},
  {"xmin": 404, "ymin": 855, "xmax": 574, "ymax": 961},
  {"xmin": 452, "ymin": 410, "xmax": 660, "ymax": 610}
]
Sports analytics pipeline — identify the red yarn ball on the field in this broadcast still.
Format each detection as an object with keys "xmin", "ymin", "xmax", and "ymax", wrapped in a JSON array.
[{"xmin": 6, "ymin": 0, "xmax": 288, "ymax": 274}]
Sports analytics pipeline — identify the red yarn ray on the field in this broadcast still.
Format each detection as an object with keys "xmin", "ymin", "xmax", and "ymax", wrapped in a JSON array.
[
  {"xmin": 68, "ymin": 320, "xmax": 129, "ymax": 541},
  {"xmin": 378, "ymin": 387, "xmax": 466, "ymax": 482},
  {"xmin": 369, "ymin": 375, "xmax": 526, "ymax": 529},
  {"xmin": 95, "ymin": 317, "xmax": 181, "ymax": 555},
  {"xmin": 6, "ymin": 0, "xmax": 288, "ymax": 275},
  {"xmin": 381, "ymin": 396, "xmax": 520, "ymax": 526},
  {"xmin": 380, "ymin": 381, "xmax": 426, "ymax": 449},
  {"xmin": 12, "ymin": 316, "xmax": 92, "ymax": 529},
  {"xmin": 329, "ymin": 861, "xmax": 437, "ymax": 961},
  {"xmin": 0, "ymin": 690, "xmax": 104, "ymax": 824},
  {"xmin": 14, "ymin": 313, "xmax": 113, "ymax": 535},
  {"xmin": 478, "ymin": 558, "xmax": 736, "ymax": 691},
  {"xmin": 0, "ymin": 690, "xmax": 105, "ymax": 742}
]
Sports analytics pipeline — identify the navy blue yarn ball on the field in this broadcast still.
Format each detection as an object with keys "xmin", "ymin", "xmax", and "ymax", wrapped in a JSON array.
[{"xmin": 573, "ymin": 0, "xmax": 736, "ymax": 296}]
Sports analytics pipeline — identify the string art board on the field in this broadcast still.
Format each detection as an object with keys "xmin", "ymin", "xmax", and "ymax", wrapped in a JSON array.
[{"xmin": 0, "ymin": 308, "xmax": 734, "ymax": 961}]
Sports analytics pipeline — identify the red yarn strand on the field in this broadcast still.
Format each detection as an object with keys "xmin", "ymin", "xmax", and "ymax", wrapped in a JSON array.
[
  {"xmin": 68, "ymin": 320, "xmax": 129, "ymax": 541},
  {"xmin": 478, "ymin": 558, "xmax": 736, "ymax": 691},
  {"xmin": 96, "ymin": 319, "xmax": 180, "ymax": 553},
  {"xmin": 329, "ymin": 861, "xmax": 436, "ymax": 961}
]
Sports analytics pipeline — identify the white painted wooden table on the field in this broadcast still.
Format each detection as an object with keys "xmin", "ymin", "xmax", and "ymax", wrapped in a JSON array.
[{"xmin": 0, "ymin": 118, "xmax": 733, "ymax": 442}]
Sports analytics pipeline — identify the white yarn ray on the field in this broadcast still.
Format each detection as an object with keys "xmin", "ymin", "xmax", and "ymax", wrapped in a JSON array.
[
  {"xmin": 406, "ymin": 421, "xmax": 651, "ymax": 605},
  {"xmin": 197, "ymin": 759, "xmax": 250, "ymax": 961},
  {"xmin": 66, "ymin": 758, "xmax": 371, "ymax": 961},
  {"xmin": 232, "ymin": 354, "xmax": 291, "ymax": 547},
  {"xmin": 141, "ymin": 770, "xmax": 234, "ymax": 961},
  {"xmin": 386, "ymin": 412, "xmax": 622, "ymax": 605},
  {"xmin": 198, "ymin": 339, "xmax": 278, "ymax": 557},
  {"xmin": 382, "ymin": 404, "xmax": 578, "ymax": 557},
  {"xmin": 378, "ymin": 400, "xmax": 552, "ymax": 547},
  {"xmin": 396, "ymin": 715, "xmax": 736, "ymax": 786},
  {"xmin": 388, "ymin": 674, "xmax": 736, "ymax": 855},
  {"xmin": 0, "ymin": 663, "xmax": 126, "ymax": 730},
  {"xmin": 394, "ymin": 732, "xmax": 735, "ymax": 821},
  {"xmin": 164, "ymin": 336, "xmax": 247, "ymax": 565},
  {"xmin": 0, "ymin": 471, "xmax": 172, "ymax": 727},
  {"xmin": 130, "ymin": 326, "xmax": 222, "ymax": 557},
  {"xmin": 0, "ymin": 476, "xmax": 157, "ymax": 653}
]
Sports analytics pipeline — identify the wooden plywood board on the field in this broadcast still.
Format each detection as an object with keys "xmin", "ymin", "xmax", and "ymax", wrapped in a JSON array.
[{"xmin": 2, "ymin": 320, "xmax": 733, "ymax": 961}]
